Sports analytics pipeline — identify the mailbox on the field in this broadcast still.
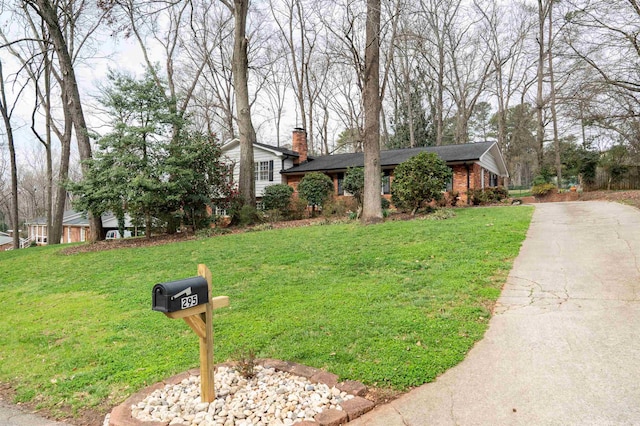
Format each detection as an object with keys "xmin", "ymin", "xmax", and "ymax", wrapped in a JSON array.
[{"xmin": 152, "ymin": 276, "xmax": 209, "ymax": 313}]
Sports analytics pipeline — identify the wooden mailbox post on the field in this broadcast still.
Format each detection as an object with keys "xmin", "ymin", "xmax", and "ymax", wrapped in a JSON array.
[{"xmin": 152, "ymin": 264, "xmax": 229, "ymax": 402}]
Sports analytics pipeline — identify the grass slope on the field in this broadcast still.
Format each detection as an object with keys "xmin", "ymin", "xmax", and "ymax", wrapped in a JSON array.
[{"xmin": 0, "ymin": 206, "xmax": 532, "ymax": 416}]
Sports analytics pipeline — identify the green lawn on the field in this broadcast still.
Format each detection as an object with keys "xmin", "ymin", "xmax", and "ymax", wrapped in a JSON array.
[
  {"xmin": 0, "ymin": 206, "xmax": 532, "ymax": 418},
  {"xmin": 509, "ymin": 188, "xmax": 532, "ymax": 197}
]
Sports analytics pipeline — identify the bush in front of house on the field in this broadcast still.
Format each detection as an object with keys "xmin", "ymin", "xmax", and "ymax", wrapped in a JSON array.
[
  {"xmin": 343, "ymin": 167, "xmax": 364, "ymax": 212},
  {"xmin": 531, "ymin": 182, "xmax": 558, "ymax": 197},
  {"xmin": 238, "ymin": 204, "xmax": 263, "ymax": 226},
  {"xmin": 262, "ymin": 184, "xmax": 294, "ymax": 217},
  {"xmin": 381, "ymin": 197, "xmax": 391, "ymax": 210},
  {"xmin": 467, "ymin": 187, "xmax": 509, "ymax": 205},
  {"xmin": 322, "ymin": 198, "xmax": 354, "ymax": 219},
  {"xmin": 298, "ymin": 172, "xmax": 334, "ymax": 213},
  {"xmin": 467, "ymin": 189, "xmax": 489, "ymax": 206},
  {"xmin": 289, "ymin": 197, "xmax": 309, "ymax": 220},
  {"xmin": 391, "ymin": 152, "xmax": 452, "ymax": 215}
]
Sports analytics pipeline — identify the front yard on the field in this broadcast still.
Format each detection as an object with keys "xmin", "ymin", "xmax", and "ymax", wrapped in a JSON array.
[{"xmin": 0, "ymin": 206, "xmax": 532, "ymax": 422}]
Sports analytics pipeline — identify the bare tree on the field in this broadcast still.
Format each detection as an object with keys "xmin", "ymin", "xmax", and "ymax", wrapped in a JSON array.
[
  {"xmin": 361, "ymin": 0, "xmax": 383, "ymax": 223},
  {"xmin": 547, "ymin": 1, "xmax": 562, "ymax": 185},
  {"xmin": 535, "ymin": 0, "xmax": 550, "ymax": 171},
  {"xmin": 475, "ymin": 0, "xmax": 535, "ymax": 183},
  {"xmin": 0, "ymin": 60, "xmax": 20, "ymax": 248},
  {"xmin": 563, "ymin": 0, "xmax": 640, "ymax": 150},
  {"xmin": 2, "ymin": 9, "xmax": 65, "ymax": 244},
  {"xmin": 2, "ymin": 0, "xmax": 102, "ymax": 243},
  {"xmin": 262, "ymin": 46, "xmax": 289, "ymax": 146},
  {"xmin": 416, "ymin": 0, "xmax": 461, "ymax": 146},
  {"xmin": 24, "ymin": 0, "xmax": 104, "ymax": 241},
  {"xmin": 445, "ymin": 21, "xmax": 494, "ymax": 144},
  {"xmin": 194, "ymin": 4, "xmax": 236, "ymax": 140},
  {"xmin": 564, "ymin": 0, "xmax": 640, "ymax": 94},
  {"xmin": 269, "ymin": 0, "xmax": 315, "ymax": 146},
  {"xmin": 110, "ymin": 1, "xmax": 209, "ymax": 141},
  {"xmin": 221, "ymin": 0, "xmax": 256, "ymax": 206}
]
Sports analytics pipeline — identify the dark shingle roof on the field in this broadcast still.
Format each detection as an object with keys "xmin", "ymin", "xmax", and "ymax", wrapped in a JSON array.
[
  {"xmin": 282, "ymin": 141, "xmax": 495, "ymax": 174},
  {"xmin": 26, "ymin": 211, "xmax": 132, "ymax": 228},
  {"xmin": 26, "ymin": 210, "xmax": 83, "ymax": 226},
  {"xmin": 254, "ymin": 142, "xmax": 299, "ymax": 157}
]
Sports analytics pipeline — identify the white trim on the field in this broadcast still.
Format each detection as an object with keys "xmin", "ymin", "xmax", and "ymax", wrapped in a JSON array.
[
  {"xmin": 222, "ymin": 139, "xmax": 292, "ymax": 159},
  {"xmin": 478, "ymin": 142, "xmax": 509, "ymax": 177}
]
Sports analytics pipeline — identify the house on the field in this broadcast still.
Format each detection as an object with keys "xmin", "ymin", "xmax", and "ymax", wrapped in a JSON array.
[
  {"xmin": 222, "ymin": 128, "xmax": 509, "ymax": 206},
  {"xmin": 282, "ymin": 138, "xmax": 508, "ymax": 204},
  {"xmin": 25, "ymin": 211, "xmax": 135, "ymax": 245},
  {"xmin": 222, "ymin": 128, "xmax": 508, "ymax": 205},
  {"xmin": 0, "ymin": 232, "xmax": 13, "ymax": 251},
  {"xmin": 221, "ymin": 131, "xmax": 302, "ymax": 200}
]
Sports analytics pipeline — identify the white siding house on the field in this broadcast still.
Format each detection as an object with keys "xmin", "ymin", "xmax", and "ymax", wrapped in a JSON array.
[{"xmin": 221, "ymin": 139, "xmax": 299, "ymax": 198}]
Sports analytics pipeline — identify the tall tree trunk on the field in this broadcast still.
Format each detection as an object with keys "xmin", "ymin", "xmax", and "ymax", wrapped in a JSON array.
[
  {"xmin": 0, "ymin": 61, "xmax": 20, "ymax": 249},
  {"xmin": 43, "ymin": 51, "xmax": 56, "ymax": 244},
  {"xmin": 231, "ymin": 0, "xmax": 256, "ymax": 207},
  {"xmin": 401, "ymin": 44, "xmax": 415, "ymax": 148},
  {"xmin": 436, "ymin": 44, "xmax": 445, "ymax": 146},
  {"xmin": 535, "ymin": 0, "xmax": 547, "ymax": 173},
  {"xmin": 580, "ymin": 101, "xmax": 588, "ymax": 148},
  {"xmin": 362, "ymin": 0, "xmax": 383, "ymax": 224},
  {"xmin": 547, "ymin": 3, "xmax": 562, "ymax": 187},
  {"xmin": 32, "ymin": 0, "xmax": 103, "ymax": 240},
  {"xmin": 52, "ymin": 94, "xmax": 73, "ymax": 245}
]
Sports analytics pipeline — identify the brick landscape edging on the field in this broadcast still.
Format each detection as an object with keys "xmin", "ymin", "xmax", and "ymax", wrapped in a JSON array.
[{"xmin": 108, "ymin": 360, "xmax": 374, "ymax": 426}]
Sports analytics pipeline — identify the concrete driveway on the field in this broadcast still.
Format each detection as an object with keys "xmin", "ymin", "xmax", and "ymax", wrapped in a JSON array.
[
  {"xmin": 0, "ymin": 399, "xmax": 72, "ymax": 426},
  {"xmin": 351, "ymin": 201, "xmax": 640, "ymax": 425}
]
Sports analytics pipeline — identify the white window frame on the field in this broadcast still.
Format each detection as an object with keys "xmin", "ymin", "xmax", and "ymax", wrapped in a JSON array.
[{"xmin": 255, "ymin": 161, "xmax": 270, "ymax": 181}]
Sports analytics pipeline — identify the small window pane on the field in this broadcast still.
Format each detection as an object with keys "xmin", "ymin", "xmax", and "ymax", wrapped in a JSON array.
[{"xmin": 382, "ymin": 170, "xmax": 391, "ymax": 194}]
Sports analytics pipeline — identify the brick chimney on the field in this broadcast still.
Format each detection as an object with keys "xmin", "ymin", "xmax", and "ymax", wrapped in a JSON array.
[{"xmin": 292, "ymin": 128, "xmax": 308, "ymax": 165}]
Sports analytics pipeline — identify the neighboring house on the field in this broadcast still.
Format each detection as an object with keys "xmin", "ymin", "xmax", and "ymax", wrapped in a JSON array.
[
  {"xmin": 25, "ymin": 211, "xmax": 135, "ymax": 245},
  {"xmin": 219, "ymin": 128, "xmax": 510, "ymax": 210},
  {"xmin": 221, "ymin": 131, "xmax": 302, "ymax": 200},
  {"xmin": 0, "ymin": 232, "xmax": 13, "ymax": 251}
]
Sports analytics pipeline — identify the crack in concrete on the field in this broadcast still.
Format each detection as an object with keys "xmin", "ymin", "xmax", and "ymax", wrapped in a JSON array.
[
  {"xmin": 614, "ymin": 228, "xmax": 640, "ymax": 301},
  {"xmin": 497, "ymin": 273, "xmax": 573, "ymax": 314},
  {"xmin": 447, "ymin": 385, "xmax": 460, "ymax": 426},
  {"xmin": 392, "ymin": 405, "xmax": 411, "ymax": 426}
]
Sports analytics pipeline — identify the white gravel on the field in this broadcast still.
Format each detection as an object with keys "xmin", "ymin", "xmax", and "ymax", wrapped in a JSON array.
[{"xmin": 131, "ymin": 365, "xmax": 353, "ymax": 425}]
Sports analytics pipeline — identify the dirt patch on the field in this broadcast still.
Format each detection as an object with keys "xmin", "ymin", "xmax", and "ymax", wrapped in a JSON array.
[
  {"xmin": 364, "ymin": 386, "xmax": 403, "ymax": 405},
  {"xmin": 579, "ymin": 190, "xmax": 640, "ymax": 209},
  {"xmin": 58, "ymin": 218, "xmax": 333, "ymax": 255},
  {"xmin": 58, "ymin": 214, "xmax": 428, "ymax": 255},
  {"xmin": 0, "ymin": 383, "xmax": 107, "ymax": 426}
]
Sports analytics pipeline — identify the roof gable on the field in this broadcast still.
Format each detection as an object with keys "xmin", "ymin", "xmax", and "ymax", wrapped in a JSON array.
[
  {"xmin": 26, "ymin": 211, "xmax": 133, "ymax": 228},
  {"xmin": 221, "ymin": 139, "xmax": 299, "ymax": 158}
]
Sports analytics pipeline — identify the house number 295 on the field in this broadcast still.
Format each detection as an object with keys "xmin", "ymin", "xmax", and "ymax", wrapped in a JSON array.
[{"xmin": 181, "ymin": 294, "xmax": 198, "ymax": 309}]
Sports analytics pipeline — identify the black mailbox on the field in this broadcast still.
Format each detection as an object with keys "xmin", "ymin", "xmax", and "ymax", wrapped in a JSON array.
[{"xmin": 152, "ymin": 276, "xmax": 209, "ymax": 313}]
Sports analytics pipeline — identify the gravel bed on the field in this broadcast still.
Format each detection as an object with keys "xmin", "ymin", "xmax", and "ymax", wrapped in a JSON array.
[{"xmin": 131, "ymin": 365, "xmax": 354, "ymax": 425}]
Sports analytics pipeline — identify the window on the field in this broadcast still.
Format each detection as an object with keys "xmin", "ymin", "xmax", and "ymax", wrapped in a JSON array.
[
  {"xmin": 214, "ymin": 206, "xmax": 228, "ymax": 216},
  {"xmin": 337, "ymin": 173, "xmax": 344, "ymax": 195},
  {"xmin": 381, "ymin": 170, "xmax": 391, "ymax": 194},
  {"xmin": 255, "ymin": 161, "xmax": 274, "ymax": 181},
  {"xmin": 446, "ymin": 175, "xmax": 453, "ymax": 192},
  {"xmin": 489, "ymin": 173, "xmax": 498, "ymax": 187}
]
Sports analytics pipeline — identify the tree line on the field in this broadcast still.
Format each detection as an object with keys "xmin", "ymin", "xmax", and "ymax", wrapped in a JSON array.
[{"xmin": 1, "ymin": 0, "xmax": 639, "ymax": 246}]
